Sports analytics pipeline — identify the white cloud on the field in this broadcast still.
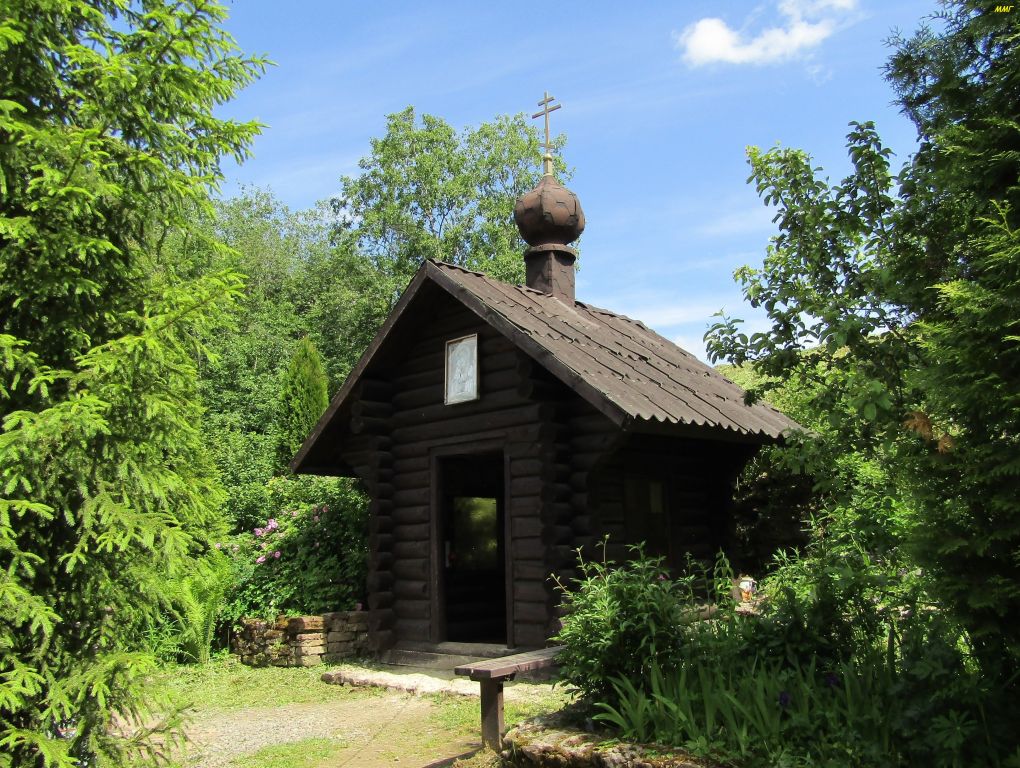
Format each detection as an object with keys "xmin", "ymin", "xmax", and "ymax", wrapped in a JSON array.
[
  {"xmin": 675, "ymin": 0, "xmax": 857, "ymax": 67},
  {"xmin": 587, "ymin": 295, "xmax": 730, "ymax": 326},
  {"xmin": 671, "ymin": 333, "xmax": 711, "ymax": 362},
  {"xmin": 696, "ymin": 206, "xmax": 777, "ymax": 237}
]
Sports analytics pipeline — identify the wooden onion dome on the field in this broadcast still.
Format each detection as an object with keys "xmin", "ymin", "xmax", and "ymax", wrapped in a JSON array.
[{"xmin": 513, "ymin": 174, "xmax": 585, "ymax": 248}]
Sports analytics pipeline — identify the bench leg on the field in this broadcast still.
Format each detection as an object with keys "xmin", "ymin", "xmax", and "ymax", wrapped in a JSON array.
[{"xmin": 479, "ymin": 679, "xmax": 505, "ymax": 751}]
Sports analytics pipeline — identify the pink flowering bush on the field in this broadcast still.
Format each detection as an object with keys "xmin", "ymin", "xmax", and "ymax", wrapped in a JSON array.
[{"xmin": 219, "ymin": 476, "xmax": 367, "ymax": 624}]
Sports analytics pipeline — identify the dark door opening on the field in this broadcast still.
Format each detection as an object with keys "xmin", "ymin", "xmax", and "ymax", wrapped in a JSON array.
[{"xmin": 439, "ymin": 452, "xmax": 506, "ymax": 643}]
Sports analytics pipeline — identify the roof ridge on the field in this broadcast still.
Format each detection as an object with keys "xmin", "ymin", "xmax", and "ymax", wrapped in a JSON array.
[
  {"xmin": 428, "ymin": 259, "xmax": 489, "ymax": 279},
  {"xmin": 575, "ymin": 300, "xmax": 649, "ymax": 329},
  {"xmin": 432, "ymin": 259, "xmax": 582, "ymax": 303}
]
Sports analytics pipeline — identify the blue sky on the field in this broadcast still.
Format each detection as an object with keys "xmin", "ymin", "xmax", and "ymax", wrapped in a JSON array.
[{"xmin": 218, "ymin": 0, "xmax": 932, "ymax": 361}]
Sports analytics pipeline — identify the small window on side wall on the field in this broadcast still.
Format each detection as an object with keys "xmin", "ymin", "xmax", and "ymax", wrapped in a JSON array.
[
  {"xmin": 648, "ymin": 480, "xmax": 665, "ymax": 515},
  {"xmin": 445, "ymin": 334, "xmax": 479, "ymax": 404}
]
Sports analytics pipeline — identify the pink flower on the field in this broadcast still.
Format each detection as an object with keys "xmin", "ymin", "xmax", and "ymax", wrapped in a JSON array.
[
  {"xmin": 322, "ymin": 505, "xmax": 329, "ymax": 513},
  {"xmin": 214, "ymin": 542, "xmax": 222, "ymax": 550},
  {"xmin": 254, "ymin": 528, "xmax": 264, "ymax": 537},
  {"xmin": 273, "ymin": 550, "xmax": 281, "ymax": 559},
  {"xmin": 256, "ymin": 555, "xmax": 266, "ymax": 564},
  {"xmin": 312, "ymin": 515, "xmax": 319, "ymax": 523},
  {"xmin": 267, "ymin": 518, "xmax": 278, "ymax": 530},
  {"xmin": 291, "ymin": 510, "xmax": 298, "ymax": 517}
]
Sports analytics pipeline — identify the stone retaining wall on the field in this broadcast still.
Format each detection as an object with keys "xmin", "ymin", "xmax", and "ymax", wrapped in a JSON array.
[{"xmin": 233, "ymin": 611, "xmax": 369, "ymax": 667}]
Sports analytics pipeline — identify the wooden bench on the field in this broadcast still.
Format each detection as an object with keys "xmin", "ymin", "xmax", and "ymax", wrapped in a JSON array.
[{"xmin": 454, "ymin": 646, "xmax": 563, "ymax": 750}]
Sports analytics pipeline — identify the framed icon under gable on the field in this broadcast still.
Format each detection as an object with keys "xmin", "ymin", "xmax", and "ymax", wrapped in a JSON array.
[{"xmin": 445, "ymin": 334, "xmax": 479, "ymax": 404}]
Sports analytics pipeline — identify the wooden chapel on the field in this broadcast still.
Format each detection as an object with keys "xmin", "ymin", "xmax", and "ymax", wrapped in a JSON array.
[{"xmin": 292, "ymin": 102, "xmax": 798, "ymax": 654}]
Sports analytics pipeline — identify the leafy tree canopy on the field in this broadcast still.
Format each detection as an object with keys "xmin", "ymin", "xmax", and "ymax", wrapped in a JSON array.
[
  {"xmin": 331, "ymin": 107, "xmax": 569, "ymax": 287},
  {"xmin": 185, "ymin": 190, "xmax": 321, "ymax": 430},
  {"xmin": 706, "ymin": 0, "xmax": 1020, "ymax": 673}
]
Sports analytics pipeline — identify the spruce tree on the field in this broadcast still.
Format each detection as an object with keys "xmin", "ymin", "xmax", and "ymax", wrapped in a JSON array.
[
  {"xmin": 0, "ymin": 2, "xmax": 264, "ymax": 765},
  {"xmin": 276, "ymin": 336, "xmax": 330, "ymax": 471}
]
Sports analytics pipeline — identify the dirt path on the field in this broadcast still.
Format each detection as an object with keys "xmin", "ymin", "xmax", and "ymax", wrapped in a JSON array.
[
  {"xmin": 181, "ymin": 692, "xmax": 480, "ymax": 768},
  {"xmin": 164, "ymin": 659, "xmax": 568, "ymax": 768}
]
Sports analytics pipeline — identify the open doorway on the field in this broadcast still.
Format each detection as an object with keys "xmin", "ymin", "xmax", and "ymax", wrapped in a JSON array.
[{"xmin": 437, "ymin": 452, "xmax": 506, "ymax": 643}]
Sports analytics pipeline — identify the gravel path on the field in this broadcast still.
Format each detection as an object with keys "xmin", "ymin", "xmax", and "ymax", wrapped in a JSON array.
[
  {"xmin": 181, "ymin": 693, "xmax": 476, "ymax": 768},
  {"xmin": 175, "ymin": 666, "xmax": 564, "ymax": 768}
]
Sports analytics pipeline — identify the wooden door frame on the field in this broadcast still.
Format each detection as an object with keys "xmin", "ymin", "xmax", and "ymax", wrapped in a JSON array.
[{"xmin": 428, "ymin": 439, "xmax": 513, "ymax": 647}]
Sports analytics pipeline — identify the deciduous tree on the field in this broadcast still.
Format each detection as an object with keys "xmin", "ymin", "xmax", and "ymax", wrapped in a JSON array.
[
  {"xmin": 332, "ymin": 107, "xmax": 569, "ymax": 288},
  {"xmin": 706, "ymin": 0, "xmax": 1020, "ymax": 674}
]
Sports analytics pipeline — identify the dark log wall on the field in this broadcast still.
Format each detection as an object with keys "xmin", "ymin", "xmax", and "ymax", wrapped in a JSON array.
[
  {"xmin": 513, "ymin": 353, "xmax": 625, "ymax": 644},
  {"xmin": 335, "ymin": 282, "xmax": 759, "ymax": 651},
  {"xmin": 340, "ymin": 286, "xmax": 586, "ymax": 650},
  {"xmin": 587, "ymin": 434, "xmax": 754, "ymax": 572}
]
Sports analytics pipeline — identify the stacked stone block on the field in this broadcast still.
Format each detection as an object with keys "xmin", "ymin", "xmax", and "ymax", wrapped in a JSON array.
[{"xmin": 233, "ymin": 611, "xmax": 369, "ymax": 667}]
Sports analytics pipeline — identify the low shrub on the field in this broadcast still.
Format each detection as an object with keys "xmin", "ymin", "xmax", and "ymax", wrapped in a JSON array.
[
  {"xmin": 555, "ymin": 548, "xmax": 1019, "ymax": 767},
  {"xmin": 552, "ymin": 544, "xmax": 734, "ymax": 702},
  {"xmin": 219, "ymin": 475, "xmax": 368, "ymax": 625}
]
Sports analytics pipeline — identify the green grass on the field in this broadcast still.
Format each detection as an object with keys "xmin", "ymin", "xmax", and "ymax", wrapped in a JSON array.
[
  {"xmin": 426, "ymin": 684, "xmax": 573, "ymax": 733},
  {"xmin": 150, "ymin": 657, "xmax": 570, "ymax": 768},
  {"xmin": 154, "ymin": 656, "xmax": 383, "ymax": 712},
  {"xmin": 505, "ymin": 687, "xmax": 573, "ymax": 726},
  {"xmin": 427, "ymin": 694, "xmax": 478, "ymax": 734},
  {"xmin": 225, "ymin": 737, "xmax": 351, "ymax": 768}
]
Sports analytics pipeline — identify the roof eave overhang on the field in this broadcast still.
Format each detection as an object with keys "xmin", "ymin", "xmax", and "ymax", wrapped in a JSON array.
[{"xmin": 625, "ymin": 416, "xmax": 794, "ymax": 446}]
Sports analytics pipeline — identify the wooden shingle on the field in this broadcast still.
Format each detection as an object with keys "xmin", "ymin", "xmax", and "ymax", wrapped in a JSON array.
[
  {"xmin": 293, "ymin": 259, "xmax": 797, "ymax": 474},
  {"xmin": 429, "ymin": 261, "xmax": 797, "ymax": 439}
]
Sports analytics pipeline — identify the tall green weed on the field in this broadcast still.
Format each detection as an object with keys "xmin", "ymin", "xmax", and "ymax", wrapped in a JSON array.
[
  {"xmin": 597, "ymin": 657, "xmax": 896, "ymax": 767},
  {"xmin": 555, "ymin": 549, "xmax": 1018, "ymax": 767}
]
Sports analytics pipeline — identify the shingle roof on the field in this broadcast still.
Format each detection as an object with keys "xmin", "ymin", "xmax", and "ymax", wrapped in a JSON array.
[
  {"xmin": 427, "ymin": 260, "xmax": 798, "ymax": 440},
  {"xmin": 293, "ymin": 259, "xmax": 799, "ymax": 472}
]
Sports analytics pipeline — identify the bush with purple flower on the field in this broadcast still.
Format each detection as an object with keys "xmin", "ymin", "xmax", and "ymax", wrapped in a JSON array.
[{"xmin": 218, "ymin": 476, "xmax": 368, "ymax": 625}]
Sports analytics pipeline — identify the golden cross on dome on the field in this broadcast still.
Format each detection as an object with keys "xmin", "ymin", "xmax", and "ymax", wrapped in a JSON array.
[{"xmin": 532, "ymin": 91, "xmax": 561, "ymax": 176}]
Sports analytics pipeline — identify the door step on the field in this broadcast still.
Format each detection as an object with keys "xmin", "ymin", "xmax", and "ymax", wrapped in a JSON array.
[{"xmin": 381, "ymin": 642, "xmax": 517, "ymax": 670}]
